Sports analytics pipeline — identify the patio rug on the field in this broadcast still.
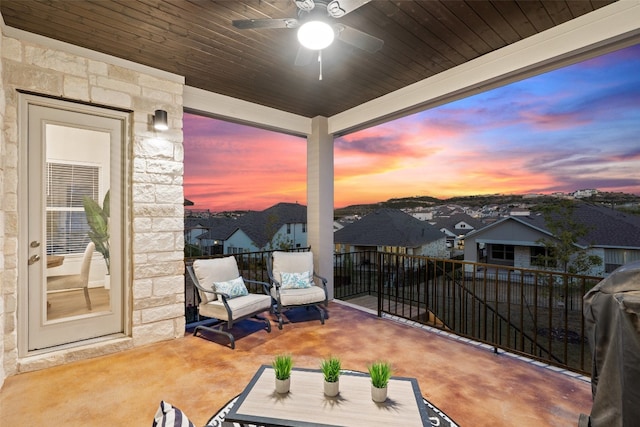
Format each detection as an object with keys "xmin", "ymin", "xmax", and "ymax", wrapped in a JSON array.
[{"xmin": 206, "ymin": 394, "xmax": 459, "ymax": 427}]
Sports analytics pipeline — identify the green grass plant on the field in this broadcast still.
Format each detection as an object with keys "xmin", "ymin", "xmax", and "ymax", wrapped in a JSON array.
[
  {"xmin": 320, "ymin": 356, "xmax": 341, "ymax": 383},
  {"xmin": 272, "ymin": 354, "xmax": 293, "ymax": 380},
  {"xmin": 368, "ymin": 361, "xmax": 392, "ymax": 389}
]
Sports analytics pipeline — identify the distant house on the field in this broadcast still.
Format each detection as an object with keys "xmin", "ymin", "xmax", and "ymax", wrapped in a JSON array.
[
  {"xmin": 430, "ymin": 213, "xmax": 484, "ymax": 251},
  {"xmin": 411, "ymin": 210, "xmax": 433, "ymax": 221},
  {"xmin": 334, "ymin": 208, "xmax": 448, "ymax": 257},
  {"xmin": 509, "ymin": 208, "xmax": 531, "ymax": 216},
  {"xmin": 572, "ymin": 189, "xmax": 598, "ymax": 198},
  {"xmin": 463, "ymin": 203, "xmax": 640, "ymax": 276},
  {"xmin": 196, "ymin": 217, "xmax": 239, "ymax": 255},
  {"xmin": 184, "ymin": 217, "xmax": 208, "ymax": 247},
  {"xmin": 184, "ymin": 202, "xmax": 309, "ymax": 255},
  {"xmin": 224, "ymin": 202, "xmax": 308, "ymax": 253}
]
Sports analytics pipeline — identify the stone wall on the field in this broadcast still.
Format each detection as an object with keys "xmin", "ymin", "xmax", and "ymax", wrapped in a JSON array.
[
  {"xmin": 1, "ymin": 28, "xmax": 185, "ymax": 377},
  {"xmin": 0, "ymin": 20, "xmax": 6, "ymax": 388}
]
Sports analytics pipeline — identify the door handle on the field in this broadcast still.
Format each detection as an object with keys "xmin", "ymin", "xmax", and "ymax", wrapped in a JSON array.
[
  {"xmin": 30, "ymin": 240, "xmax": 41, "ymax": 248},
  {"xmin": 28, "ymin": 254, "xmax": 41, "ymax": 265}
]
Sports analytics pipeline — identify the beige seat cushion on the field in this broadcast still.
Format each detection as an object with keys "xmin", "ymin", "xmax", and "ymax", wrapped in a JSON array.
[
  {"xmin": 192, "ymin": 257, "xmax": 240, "ymax": 302},
  {"xmin": 271, "ymin": 285, "xmax": 326, "ymax": 306},
  {"xmin": 272, "ymin": 251, "xmax": 314, "ymax": 279},
  {"xmin": 47, "ymin": 274, "xmax": 85, "ymax": 291},
  {"xmin": 198, "ymin": 293, "xmax": 272, "ymax": 321}
]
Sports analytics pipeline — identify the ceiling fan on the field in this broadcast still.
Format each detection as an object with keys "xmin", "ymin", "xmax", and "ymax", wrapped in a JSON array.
[{"xmin": 232, "ymin": 0, "xmax": 384, "ymax": 78}]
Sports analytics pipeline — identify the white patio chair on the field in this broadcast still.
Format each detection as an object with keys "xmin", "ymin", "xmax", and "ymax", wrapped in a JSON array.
[{"xmin": 267, "ymin": 251, "xmax": 328, "ymax": 329}]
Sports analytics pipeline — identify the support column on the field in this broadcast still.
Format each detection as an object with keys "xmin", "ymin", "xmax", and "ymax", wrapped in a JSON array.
[{"xmin": 307, "ymin": 116, "xmax": 334, "ymax": 299}]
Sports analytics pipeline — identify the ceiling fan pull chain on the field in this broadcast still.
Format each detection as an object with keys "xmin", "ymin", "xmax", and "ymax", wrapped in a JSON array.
[{"xmin": 318, "ymin": 50, "xmax": 323, "ymax": 81}]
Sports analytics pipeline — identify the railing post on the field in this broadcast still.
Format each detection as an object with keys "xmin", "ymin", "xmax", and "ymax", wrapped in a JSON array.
[{"xmin": 377, "ymin": 252, "xmax": 383, "ymax": 317}]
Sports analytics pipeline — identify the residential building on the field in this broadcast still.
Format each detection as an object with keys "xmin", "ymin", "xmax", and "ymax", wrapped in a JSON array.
[
  {"xmin": 194, "ymin": 217, "xmax": 239, "ymax": 255},
  {"xmin": 430, "ymin": 213, "xmax": 484, "ymax": 252},
  {"xmin": 464, "ymin": 202, "xmax": 640, "ymax": 275},
  {"xmin": 185, "ymin": 203, "xmax": 308, "ymax": 254},
  {"xmin": 411, "ymin": 210, "xmax": 434, "ymax": 221},
  {"xmin": 573, "ymin": 189, "xmax": 599, "ymax": 198},
  {"xmin": 510, "ymin": 208, "xmax": 531, "ymax": 216},
  {"xmin": 335, "ymin": 209, "xmax": 448, "ymax": 258},
  {"xmin": 225, "ymin": 202, "xmax": 308, "ymax": 252}
]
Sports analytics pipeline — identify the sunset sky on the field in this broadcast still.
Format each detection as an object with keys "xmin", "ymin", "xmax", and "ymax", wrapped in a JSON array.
[{"xmin": 184, "ymin": 43, "xmax": 640, "ymax": 212}]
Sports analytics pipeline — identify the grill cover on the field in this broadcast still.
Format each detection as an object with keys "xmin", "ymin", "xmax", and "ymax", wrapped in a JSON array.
[{"xmin": 580, "ymin": 261, "xmax": 640, "ymax": 427}]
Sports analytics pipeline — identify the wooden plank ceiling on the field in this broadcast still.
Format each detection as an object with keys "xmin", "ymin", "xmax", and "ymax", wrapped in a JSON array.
[{"xmin": 1, "ymin": 0, "xmax": 616, "ymax": 118}]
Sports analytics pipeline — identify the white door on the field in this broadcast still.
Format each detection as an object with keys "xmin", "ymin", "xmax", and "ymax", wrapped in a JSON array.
[{"xmin": 20, "ymin": 94, "xmax": 127, "ymax": 352}]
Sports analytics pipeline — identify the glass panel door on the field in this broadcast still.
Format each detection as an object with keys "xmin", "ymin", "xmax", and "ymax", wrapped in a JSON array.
[{"xmin": 21, "ymin": 95, "xmax": 127, "ymax": 352}]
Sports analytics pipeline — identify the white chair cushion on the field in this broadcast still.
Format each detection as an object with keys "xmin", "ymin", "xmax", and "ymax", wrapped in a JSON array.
[
  {"xmin": 47, "ymin": 274, "xmax": 85, "ymax": 291},
  {"xmin": 272, "ymin": 251, "xmax": 314, "ymax": 282},
  {"xmin": 271, "ymin": 285, "xmax": 326, "ymax": 306},
  {"xmin": 193, "ymin": 257, "xmax": 240, "ymax": 302},
  {"xmin": 199, "ymin": 293, "xmax": 272, "ymax": 320}
]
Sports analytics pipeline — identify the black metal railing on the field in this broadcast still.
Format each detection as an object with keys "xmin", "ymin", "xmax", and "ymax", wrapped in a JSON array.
[
  {"xmin": 334, "ymin": 251, "xmax": 600, "ymax": 375},
  {"xmin": 185, "ymin": 249, "xmax": 600, "ymax": 374}
]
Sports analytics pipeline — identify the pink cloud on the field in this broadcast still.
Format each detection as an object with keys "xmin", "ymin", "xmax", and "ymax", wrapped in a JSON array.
[
  {"xmin": 519, "ymin": 110, "xmax": 591, "ymax": 131},
  {"xmin": 184, "ymin": 116, "xmax": 307, "ymax": 211}
]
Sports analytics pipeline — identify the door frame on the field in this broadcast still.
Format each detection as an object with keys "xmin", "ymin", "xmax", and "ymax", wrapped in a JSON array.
[{"xmin": 17, "ymin": 92, "xmax": 132, "ymax": 357}]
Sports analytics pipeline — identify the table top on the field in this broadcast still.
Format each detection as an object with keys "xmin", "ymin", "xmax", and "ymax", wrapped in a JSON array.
[{"xmin": 225, "ymin": 365, "xmax": 431, "ymax": 427}]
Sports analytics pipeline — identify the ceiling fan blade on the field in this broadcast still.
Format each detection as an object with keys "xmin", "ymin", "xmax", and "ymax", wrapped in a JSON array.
[
  {"xmin": 232, "ymin": 18, "xmax": 299, "ymax": 30},
  {"xmin": 334, "ymin": 23, "xmax": 383, "ymax": 53},
  {"xmin": 327, "ymin": 0, "xmax": 371, "ymax": 18},
  {"xmin": 294, "ymin": 46, "xmax": 314, "ymax": 66},
  {"xmin": 295, "ymin": 0, "xmax": 316, "ymax": 12}
]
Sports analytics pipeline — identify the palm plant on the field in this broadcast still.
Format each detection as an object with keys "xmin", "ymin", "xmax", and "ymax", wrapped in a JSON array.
[
  {"xmin": 320, "ymin": 356, "xmax": 341, "ymax": 383},
  {"xmin": 83, "ymin": 190, "xmax": 110, "ymax": 274}
]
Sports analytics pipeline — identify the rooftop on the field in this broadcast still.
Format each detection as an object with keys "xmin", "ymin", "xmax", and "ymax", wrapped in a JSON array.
[
  {"xmin": 0, "ymin": 302, "xmax": 592, "ymax": 426},
  {"xmin": 335, "ymin": 208, "xmax": 445, "ymax": 247}
]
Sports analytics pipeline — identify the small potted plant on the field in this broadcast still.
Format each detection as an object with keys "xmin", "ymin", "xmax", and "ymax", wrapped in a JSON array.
[
  {"xmin": 320, "ymin": 356, "xmax": 341, "ymax": 397},
  {"xmin": 272, "ymin": 354, "xmax": 293, "ymax": 394},
  {"xmin": 368, "ymin": 361, "xmax": 392, "ymax": 403}
]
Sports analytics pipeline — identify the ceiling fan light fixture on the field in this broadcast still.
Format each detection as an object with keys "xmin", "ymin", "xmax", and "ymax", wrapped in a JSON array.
[{"xmin": 297, "ymin": 20, "xmax": 335, "ymax": 50}]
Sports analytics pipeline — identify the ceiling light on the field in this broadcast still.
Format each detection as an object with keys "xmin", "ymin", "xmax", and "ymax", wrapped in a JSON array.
[{"xmin": 297, "ymin": 20, "xmax": 335, "ymax": 50}]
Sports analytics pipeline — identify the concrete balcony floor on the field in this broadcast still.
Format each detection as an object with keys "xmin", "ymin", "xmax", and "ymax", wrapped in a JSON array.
[{"xmin": 0, "ymin": 302, "xmax": 592, "ymax": 426}]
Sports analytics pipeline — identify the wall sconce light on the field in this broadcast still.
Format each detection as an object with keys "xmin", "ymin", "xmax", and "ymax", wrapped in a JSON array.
[{"xmin": 153, "ymin": 109, "xmax": 168, "ymax": 131}]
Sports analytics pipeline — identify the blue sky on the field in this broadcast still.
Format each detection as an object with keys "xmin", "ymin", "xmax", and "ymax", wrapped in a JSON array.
[{"xmin": 184, "ymin": 43, "xmax": 640, "ymax": 211}]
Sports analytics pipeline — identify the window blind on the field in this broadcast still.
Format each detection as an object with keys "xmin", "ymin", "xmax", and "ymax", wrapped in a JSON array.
[{"xmin": 46, "ymin": 162, "xmax": 100, "ymax": 255}]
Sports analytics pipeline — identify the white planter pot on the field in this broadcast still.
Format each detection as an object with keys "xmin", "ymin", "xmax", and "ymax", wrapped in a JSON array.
[
  {"xmin": 371, "ymin": 385, "xmax": 388, "ymax": 403},
  {"xmin": 324, "ymin": 379, "xmax": 339, "ymax": 397},
  {"xmin": 275, "ymin": 377, "xmax": 290, "ymax": 394}
]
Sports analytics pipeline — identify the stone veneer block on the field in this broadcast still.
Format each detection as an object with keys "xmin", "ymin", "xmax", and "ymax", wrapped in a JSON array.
[
  {"xmin": 132, "ymin": 320, "xmax": 179, "ymax": 347},
  {"xmin": 141, "ymin": 304, "xmax": 185, "ymax": 324}
]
